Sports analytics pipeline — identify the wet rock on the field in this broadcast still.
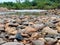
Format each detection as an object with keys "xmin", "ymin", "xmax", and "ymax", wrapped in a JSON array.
[
  {"xmin": 32, "ymin": 40, "xmax": 45, "ymax": 45},
  {"xmin": 2, "ymin": 42, "xmax": 24, "ymax": 45},
  {"xmin": 15, "ymin": 33, "xmax": 23, "ymax": 41}
]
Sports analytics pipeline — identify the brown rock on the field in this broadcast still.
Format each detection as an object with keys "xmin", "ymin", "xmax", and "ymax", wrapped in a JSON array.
[
  {"xmin": 56, "ymin": 22, "xmax": 60, "ymax": 32},
  {"xmin": 55, "ymin": 40, "xmax": 60, "ymax": 45},
  {"xmin": 25, "ymin": 26, "xmax": 38, "ymax": 33},
  {"xmin": 31, "ymin": 32, "xmax": 39, "ymax": 38},
  {"xmin": 5, "ymin": 27, "xmax": 17, "ymax": 35}
]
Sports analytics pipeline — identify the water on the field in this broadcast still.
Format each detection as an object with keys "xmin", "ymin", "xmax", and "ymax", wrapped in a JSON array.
[{"xmin": 0, "ymin": 10, "xmax": 47, "ymax": 15}]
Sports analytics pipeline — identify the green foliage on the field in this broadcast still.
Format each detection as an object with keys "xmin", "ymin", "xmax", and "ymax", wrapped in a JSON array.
[{"xmin": 0, "ymin": 0, "xmax": 60, "ymax": 9}]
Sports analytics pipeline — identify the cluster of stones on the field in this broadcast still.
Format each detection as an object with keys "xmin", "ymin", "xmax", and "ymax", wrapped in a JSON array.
[
  {"xmin": 0, "ymin": 15, "xmax": 60, "ymax": 45},
  {"xmin": 48, "ymin": 9, "xmax": 60, "ymax": 15}
]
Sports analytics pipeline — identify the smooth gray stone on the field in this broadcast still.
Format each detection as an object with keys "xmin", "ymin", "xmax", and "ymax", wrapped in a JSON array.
[
  {"xmin": 2, "ymin": 42, "xmax": 24, "ymax": 45},
  {"xmin": 32, "ymin": 40, "xmax": 44, "ymax": 45}
]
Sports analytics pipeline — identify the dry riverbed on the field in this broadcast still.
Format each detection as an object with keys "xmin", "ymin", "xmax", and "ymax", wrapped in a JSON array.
[{"xmin": 0, "ymin": 14, "xmax": 60, "ymax": 45}]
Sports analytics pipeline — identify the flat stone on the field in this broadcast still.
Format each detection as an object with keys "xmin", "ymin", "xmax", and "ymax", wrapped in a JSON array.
[
  {"xmin": 9, "ymin": 35, "xmax": 16, "ymax": 39},
  {"xmin": 32, "ymin": 40, "xmax": 45, "ymax": 45},
  {"xmin": 33, "ymin": 24, "xmax": 45, "ymax": 30},
  {"xmin": 25, "ymin": 26, "xmax": 38, "ymax": 33},
  {"xmin": 2, "ymin": 42, "xmax": 24, "ymax": 45},
  {"xmin": 8, "ymin": 23, "xmax": 19, "ymax": 27},
  {"xmin": 42, "ymin": 27, "xmax": 58, "ymax": 35},
  {"xmin": 45, "ymin": 38, "xmax": 57, "ymax": 45},
  {"xmin": 0, "ymin": 38, "xmax": 6, "ymax": 45},
  {"xmin": 5, "ymin": 27, "xmax": 17, "ymax": 35},
  {"xmin": 31, "ymin": 32, "xmax": 39, "ymax": 38}
]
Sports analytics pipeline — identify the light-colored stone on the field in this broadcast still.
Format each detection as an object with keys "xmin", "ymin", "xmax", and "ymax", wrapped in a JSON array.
[
  {"xmin": 0, "ymin": 38, "xmax": 6, "ymax": 45},
  {"xmin": 45, "ymin": 38, "xmax": 57, "ymax": 45},
  {"xmin": 31, "ymin": 32, "xmax": 39, "ymax": 38},
  {"xmin": 32, "ymin": 40, "xmax": 45, "ymax": 45},
  {"xmin": 5, "ymin": 27, "xmax": 17, "ymax": 35},
  {"xmin": 42, "ymin": 27, "xmax": 58, "ymax": 35},
  {"xmin": 25, "ymin": 26, "xmax": 38, "ymax": 33},
  {"xmin": 2, "ymin": 42, "xmax": 24, "ymax": 45}
]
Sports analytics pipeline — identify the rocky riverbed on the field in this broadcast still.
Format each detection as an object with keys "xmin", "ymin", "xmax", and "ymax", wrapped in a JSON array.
[{"xmin": 0, "ymin": 15, "xmax": 60, "ymax": 45}]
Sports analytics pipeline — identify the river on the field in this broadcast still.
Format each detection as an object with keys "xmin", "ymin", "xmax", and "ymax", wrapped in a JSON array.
[{"xmin": 0, "ymin": 10, "xmax": 47, "ymax": 15}]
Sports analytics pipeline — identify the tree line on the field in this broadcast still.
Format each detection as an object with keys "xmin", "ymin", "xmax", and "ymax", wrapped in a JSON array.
[{"xmin": 0, "ymin": 0, "xmax": 60, "ymax": 9}]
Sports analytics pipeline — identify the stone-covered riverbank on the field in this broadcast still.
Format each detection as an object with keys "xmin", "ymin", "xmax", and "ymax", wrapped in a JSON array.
[{"xmin": 0, "ymin": 15, "xmax": 60, "ymax": 45}]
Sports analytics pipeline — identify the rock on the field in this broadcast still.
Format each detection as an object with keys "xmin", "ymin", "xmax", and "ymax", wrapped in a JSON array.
[
  {"xmin": 42, "ymin": 27, "xmax": 58, "ymax": 35},
  {"xmin": 33, "ymin": 24, "xmax": 45, "ymax": 30},
  {"xmin": 9, "ymin": 35, "xmax": 16, "ymax": 40},
  {"xmin": 5, "ymin": 27, "xmax": 17, "ymax": 35},
  {"xmin": 45, "ymin": 21, "xmax": 55, "ymax": 28},
  {"xmin": 55, "ymin": 40, "xmax": 60, "ymax": 45},
  {"xmin": 32, "ymin": 40, "xmax": 45, "ymax": 45},
  {"xmin": 15, "ymin": 33, "xmax": 23, "ymax": 41},
  {"xmin": 45, "ymin": 38, "xmax": 57, "ymax": 45},
  {"xmin": 0, "ymin": 38, "xmax": 6, "ymax": 45},
  {"xmin": 0, "ymin": 7, "xmax": 8, "ymax": 12},
  {"xmin": 0, "ymin": 32, "xmax": 6, "ymax": 38},
  {"xmin": 0, "ymin": 27, "xmax": 4, "ymax": 31},
  {"xmin": 0, "ymin": 24, "xmax": 5, "ymax": 31},
  {"xmin": 56, "ymin": 22, "xmax": 60, "ymax": 32},
  {"xmin": 8, "ymin": 23, "xmax": 19, "ymax": 27},
  {"xmin": 31, "ymin": 32, "xmax": 39, "ymax": 38},
  {"xmin": 17, "ymin": 25, "xmax": 26, "ymax": 29},
  {"xmin": 25, "ymin": 44, "xmax": 31, "ymax": 45},
  {"xmin": 22, "ymin": 21, "xmax": 29, "ymax": 26},
  {"xmin": 2, "ymin": 42, "xmax": 24, "ymax": 45},
  {"xmin": 25, "ymin": 26, "xmax": 38, "ymax": 33}
]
